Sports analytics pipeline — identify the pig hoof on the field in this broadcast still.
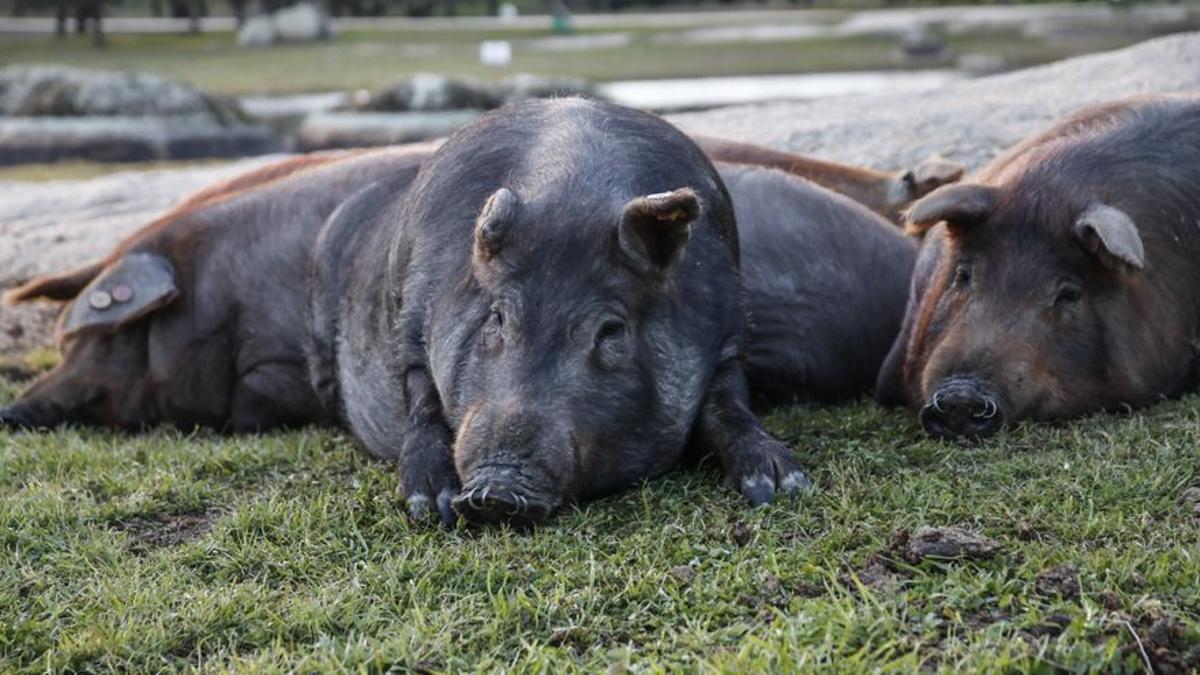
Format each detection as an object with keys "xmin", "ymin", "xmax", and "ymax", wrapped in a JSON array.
[
  {"xmin": 724, "ymin": 437, "xmax": 812, "ymax": 507},
  {"xmin": 406, "ymin": 486, "xmax": 458, "ymax": 527}
]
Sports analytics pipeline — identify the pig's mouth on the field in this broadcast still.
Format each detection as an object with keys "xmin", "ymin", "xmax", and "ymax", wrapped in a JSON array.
[
  {"xmin": 920, "ymin": 376, "xmax": 1006, "ymax": 440},
  {"xmin": 452, "ymin": 463, "xmax": 560, "ymax": 528}
]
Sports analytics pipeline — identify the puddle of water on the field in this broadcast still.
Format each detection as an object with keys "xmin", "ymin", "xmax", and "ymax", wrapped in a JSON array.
[{"xmin": 599, "ymin": 69, "xmax": 962, "ymax": 111}]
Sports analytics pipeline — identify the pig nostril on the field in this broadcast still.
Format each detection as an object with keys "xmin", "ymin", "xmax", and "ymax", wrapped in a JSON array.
[
  {"xmin": 465, "ymin": 487, "xmax": 483, "ymax": 511},
  {"xmin": 977, "ymin": 399, "xmax": 998, "ymax": 420},
  {"xmin": 931, "ymin": 390, "xmax": 946, "ymax": 413}
]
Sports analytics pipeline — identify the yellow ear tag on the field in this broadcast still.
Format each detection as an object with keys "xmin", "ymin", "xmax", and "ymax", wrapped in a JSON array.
[{"xmin": 659, "ymin": 208, "xmax": 688, "ymax": 222}]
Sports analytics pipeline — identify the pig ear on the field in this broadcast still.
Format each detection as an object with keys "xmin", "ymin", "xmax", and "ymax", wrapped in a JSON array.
[
  {"xmin": 474, "ymin": 187, "xmax": 520, "ymax": 262},
  {"xmin": 618, "ymin": 188, "xmax": 700, "ymax": 275},
  {"xmin": 1074, "ymin": 203, "xmax": 1144, "ymax": 271},
  {"xmin": 57, "ymin": 252, "xmax": 179, "ymax": 341},
  {"xmin": 904, "ymin": 184, "xmax": 998, "ymax": 236},
  {"xmin": 3, "ymin": 260, "xmax": 105, "ymax": 304},
  {"xmin": 903, "ymin": 157, "xmax": 966, "ymax": 200}
]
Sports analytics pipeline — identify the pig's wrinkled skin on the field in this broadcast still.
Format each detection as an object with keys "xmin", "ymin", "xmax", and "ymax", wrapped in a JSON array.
[
  {"xmin": 0, "ymin": 145, "xmax": 432, "ymax": 432},
  {"xmin": 694, "ymin": 136, "xmax": 964, "ymax": 224},
  {"xmin": 877, "ymin": 95, "xmax": 1200, "ymax": 440},
  {"xmin": 2, "ymin": 103, "xmax": 919, "ymax": 527},
  {"xmin": 308, "ymin": 98, "xmax": 811, "ymax": 526}
]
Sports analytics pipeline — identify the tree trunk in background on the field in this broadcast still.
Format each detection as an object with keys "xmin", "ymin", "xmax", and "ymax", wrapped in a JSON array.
[
  {"xmin": 55, "ymin": 0, "xmax": 67, "ymax": 36},
  {"xmin": 91, "ymin": 1, "xmax": 105, "ymax": 47}
]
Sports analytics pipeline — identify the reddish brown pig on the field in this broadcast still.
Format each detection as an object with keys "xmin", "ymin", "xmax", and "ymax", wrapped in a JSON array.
[
  {"xmin": 877, "ymin": 95, "xmax": 1200, "ymax": 439},
  {"xmin": 0, "ymin": 145, "xmax": 433, "ymax": 431},
  {"xmin": 695, "ymin": 136, "xmax": 963, "ymax": 224}
]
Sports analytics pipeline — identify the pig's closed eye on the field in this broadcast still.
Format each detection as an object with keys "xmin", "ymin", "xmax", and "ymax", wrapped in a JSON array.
[
  {"xmin": 482, "ymin": 307, "xmax": 506, "ymax": 350},
  {"xmin": 1055, "ymin": 283, "xmax": 1083, "ymax": 307},
  {"xmin": 952, "ymin": 264, "xmax": 973, "ymax": 289},
  {"xmin": 595, "ymin": 319, "xmax": 626, "ymax": 348},
  {"xmin": 593, "ymin": 318, "xmax": 629, "ymax": 368},
  {"xmin": 486, "ymin": 308, "xmax": 505, "ymax": 332}
]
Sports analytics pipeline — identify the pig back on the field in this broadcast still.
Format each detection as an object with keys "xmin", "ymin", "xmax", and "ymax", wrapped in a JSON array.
[{"xmin": 721, "ymin": 164, "xmax": 917, "ymax": 407}]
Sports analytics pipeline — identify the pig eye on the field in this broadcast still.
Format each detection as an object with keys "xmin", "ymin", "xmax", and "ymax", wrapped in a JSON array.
[
  {"xmin": 486, "ymin": 309, "xmax": 504, "ymax": 331},
  {"xmin": 1055, "ymin": 284, "xmax": 1083, "ymax": 307},
  {"xmin": 595, "ymin": 319, "xmax": 627, "ymax": 347},
  {"xmin": 593, "ymin": 318, "xmax": 629, "ymax": 367},
  {"xmin": 952, "ymin": 264, "xmax": 973, "ymax": 289},
  {"xmin": 482, "ymin": 308, "xmax": 505, "ymax": 347}
]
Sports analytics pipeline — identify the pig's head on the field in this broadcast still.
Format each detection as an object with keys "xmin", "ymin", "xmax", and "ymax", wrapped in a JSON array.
[
  {"xmin": 1, "ymin": 253, "xmax": 180, "ymax": 430},
  {"xmin": 439, "ymin": 184, "xmax": 721, "ymax": 526},
  {"xmin": 892, "ymin": 182, "xmax": 1170, "ymax": 440}
]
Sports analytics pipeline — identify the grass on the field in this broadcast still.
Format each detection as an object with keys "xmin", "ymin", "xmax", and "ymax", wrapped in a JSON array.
[
  {"xmin": 0, "ymin": 158, "xmax": 232, "ymax": 182},
  {"xmin": 2, "ymin": 368, "xmax": 1198, "ymax": 672}
]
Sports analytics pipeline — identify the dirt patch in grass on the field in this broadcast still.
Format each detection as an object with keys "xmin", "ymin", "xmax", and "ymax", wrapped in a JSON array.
[
  {"xmin": 1034, "ymin": 563, "xmax": 1081, "ymax": 601},
  {"xmin": 111, "ymin": 507, "xmax": 223, "ymax": 551}
]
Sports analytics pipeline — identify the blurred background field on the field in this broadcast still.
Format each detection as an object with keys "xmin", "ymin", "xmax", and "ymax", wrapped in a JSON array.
[
  {"xmin": 2, "ymin": 5, "xmax": 1184, "ymax": 93},
  {"xmin": 1, "ymin": 1, "xmax": 1198, "ymax": 181}
]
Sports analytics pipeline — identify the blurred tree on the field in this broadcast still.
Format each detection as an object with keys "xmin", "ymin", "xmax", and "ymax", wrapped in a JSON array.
[{"xmin": 54, "ymin": 0, "xmax": 105, "ymax": 45}]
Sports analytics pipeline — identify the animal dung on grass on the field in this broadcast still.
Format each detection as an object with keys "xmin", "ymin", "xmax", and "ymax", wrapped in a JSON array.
[{"xmin": 899, "ymin": 526, "xmax": 1002, "ymax": 563}]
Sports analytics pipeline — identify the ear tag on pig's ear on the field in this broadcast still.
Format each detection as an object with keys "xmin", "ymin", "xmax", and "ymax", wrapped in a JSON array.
[
  {"xmin": 1074, "ymin": 203, "xmax": 1144, "ymax": 271},
  {"xmin": 58, "ymin": 252, "xmax": 180, "ymax": 340},
  {"xmin": 474, "ymin": 187, "xmax": 520, "ymax": 262},
  {"xmin": 904, "ymin": 183, "xmax": 998, "ymax": 237},
  {"xmin": 619, "ymin": 188, "xmax": 700, "ymax": 275}
]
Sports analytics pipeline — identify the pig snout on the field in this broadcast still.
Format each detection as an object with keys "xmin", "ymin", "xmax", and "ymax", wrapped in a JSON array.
[
  {"xmin": 452, "ymin": 463, "xmax": 558, "ymax": 528},
  {"xmin": 920, "ymin": 376, "xmax": 1005, "ymax": 440},
  {"xmin": 0, "ymin": 407, "xmax": 33, "ymax": 430}
]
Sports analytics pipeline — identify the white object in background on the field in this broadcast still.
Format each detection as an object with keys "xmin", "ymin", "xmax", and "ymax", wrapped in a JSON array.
[
  {"xmin": 499, "ymin": 3, "xmax": 519, "ymax": 21},
  {"xmin": 479, "ymin": 41, "xmax": 513, "ymax": 68}
]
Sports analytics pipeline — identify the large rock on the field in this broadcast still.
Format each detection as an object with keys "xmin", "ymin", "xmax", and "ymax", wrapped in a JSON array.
[
  {"xmin": 669, "ymin": 32, "xmax": 1200, "ymax": 174},
  {"xmin": 3, "ymin": 33, "xmax": 1199, "ymax": 355},
  {"xmin": 0, "ymin": 65, "xmax": 279, "ymax": 165},
  {"xmin": 236, "ymin": 2, "xmax": 333, "ymax": 47},
  {"xmin": 0, "ymin": 64, "xmax": 246, "ymax": 124},
  {"xmin": 356, "ymin": 74, "xmax": 498, "ymax": 112},
  {"xmin": 355, "ymin": 73, "xmax": 600, "ymax": 113},
  {"xmin": 297, "ymin": 110, "xmax": 479, "ymax": 151},
  {"xmin": 0, "ymin": 116, "xmax": 279, "ymax": 165}
]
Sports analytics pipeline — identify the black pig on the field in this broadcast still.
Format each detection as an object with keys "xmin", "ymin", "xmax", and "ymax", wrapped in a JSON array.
[
  {"xmin": 4, "ymin": 108, "xmax": 919, "ymax": 526},
  {"xmin": 308, "ymin": 98, "xmax": 809, "ymax": 526},
  {"xmin": 724, "ymin": 164, "xmax": 916, "ymax": 408}
]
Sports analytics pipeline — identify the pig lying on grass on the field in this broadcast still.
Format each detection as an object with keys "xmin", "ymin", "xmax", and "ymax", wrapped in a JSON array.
[
  {"xmin": 3, "ymin": 99, "xmax": 919, "ymax": 525},
  {"xmin": 878, "ymin": 95, "xmax": 1200, "ymax": 440}
]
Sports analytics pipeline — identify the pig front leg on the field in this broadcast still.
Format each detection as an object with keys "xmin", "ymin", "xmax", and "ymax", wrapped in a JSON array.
[
  {"xmin": 397, "ymin": 365, "xmax": 460, "ymax": 527},
  {"xmin": 695, "ymin": 357, "xmax": 812, "ymax": 506}
]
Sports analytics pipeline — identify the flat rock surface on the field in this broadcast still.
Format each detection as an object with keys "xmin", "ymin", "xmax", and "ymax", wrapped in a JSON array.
[
  {"xmin": 0, "ymin": 156, "xmax": 284, "ymax": 356},
  {"xmin": 2, "ymin": 33, "xmax": 1199, "ymax": 355},
  {"xmin": 671, "ymin": 32, "xmax": 1200, "ymax": 172}
]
